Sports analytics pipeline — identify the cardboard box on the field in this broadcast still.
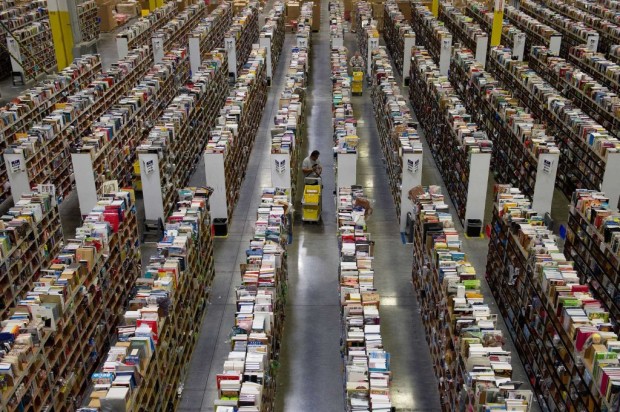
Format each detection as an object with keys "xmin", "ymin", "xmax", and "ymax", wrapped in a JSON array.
[
  {"xmin": 312, "ymin": 1, "xmax": 320, "ymax": 31},
  {"xmin": 98, "ymin": 2, "xmax": 118, "ymax": 32},
  {"xmin": 286, "ymin": 2, "xmax": 300, "ymax": 19},
  {"xmin": 372, "ymin": 2, "xmax": 383, "ymax": 18},
  {"xmin": 344, "ymin": 0, "xmax": 353, "ymax": 12},
  {"xmin": 397, "ymin": 1, "xmax": 412, "ymax": 21},
  {"xmin": 116, "ymin": 2, "xmax": 139, "ymax": 17}
]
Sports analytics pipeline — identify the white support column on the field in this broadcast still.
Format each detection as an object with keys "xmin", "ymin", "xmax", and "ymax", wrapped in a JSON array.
[
  {"xmin": 602, "ymin": 152, "xmax": 620, "ymax": 212},
  {"xmin": 259, "ymin": 36, "xmax": 272, "ymax": 82},
  {"xmin": 439, "ymin": 36, "xmax": 452, "ymax": 76},
  {"xmin": 297, "ymin": 34, "xmax": 308, "ymax": 48},
  {"xmin": 139, "ymin": 152, "xmax": 165, "ymax": 221},
  {"xmin": 512, "ymin": 33, "xmax": 526, "ymax": 61},
  {"xmin": 402, "ymin": 35, "xmax": 416, "ymax": 85},
  {"xmin": 4, "ymin": 152, "xmax": 30, "ymax": 201},
  {"xmin": 204, "ymin": 152, "xmax": 228, "ymax": 220},
  {"xmin": 464, "ymin": 152, "xmax": 491, "ymax": 232},
  {"xmin": 332, "ymin": 35, "xmax": 344, "ymax": 48},
  {"xmin": 367, "ymin": 36, "xmax": 379, "ymax": 75},
  {"xmin": 400, "ymin": 151, "xmax": 423, "ymax": 232},
  {"xmin": 117, "ymin": 37, "xmax": 129, "ymax": 60},
  {"xmin": 337, "ymin": 152, "xmax": 357, "ymax": 190},
  {"xmin": 549, "ymin": 35, "xmax": 561, "ymax": 56},
  {"xmin": 225, "ymin": 36, "xmax": 237, "ymax": 80},
  {"xmin": 189, "ymin": 36, "xmax": 201, "ymax": 74},
  {"xmin": 271, "ymin": 153, "xmax": 291, "ymax": 189},
  {"xmin": 71, "ymin": 152, "xmax": 98, "ymax": 216},
  {"xmin": 475, "ymin": 35, "xmax": 488, "ymax": 68},
  {"xmin": 152, "ymin": 37, "xmax": 165, "ymax": 64},
  {"xmin": 586, "ymin": 33, "xmax": 600, "ymax": 52},
  {"xmin": 532, "ymin": 152, "xmax": 559, "ymax": 216}
]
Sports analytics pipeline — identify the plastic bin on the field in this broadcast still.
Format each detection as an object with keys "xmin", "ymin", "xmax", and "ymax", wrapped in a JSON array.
[
  {"xmin": 466, "ymin": 219, "xmax": 483, "ymax": 238},
  {"xmin": 213, "ymin": 218, "xmax": 228, "ymax": 237}
]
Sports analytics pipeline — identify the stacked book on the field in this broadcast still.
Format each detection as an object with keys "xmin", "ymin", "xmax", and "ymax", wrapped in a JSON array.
[
  {"xmin": 329, "ymin": 0, "xmax": 345, "ymax": 48},
  {"xmin": 188, "ymin": 1, "xmax": 234, "ymax": 63},
  {"xmin": 465, "ymin": 1, "xmax": 526, "ymax": 52},
  {"xmin": 410, "ymin": 185, "xmax": 533, "ymax": 412},
  {"xmin": 570, "ymin": 44, "xmax": 620, "ymax": 93},
  {"xmin": 137, "ymin": 50, "xmax": 228, "ymax": 218},
  {"xmin": 271, "ymin": 43, "xmax": 309, "ymax": 198},
  {"xmin": 369, "ymin": 47, "xmax": 422, "ymax": 220},
  {"xmin": 331, "ymin": 46, "xmax": 359, "ymax": 155},
  {"xmin": 152, "ymin": 2, "xmax": 206, "ymax": 53},
  {"xmin": 116, "ymin": 2, "xmax": 177, "ymax": 52},
  {"xmin": 439, "ymin": 4, "xmax": 488, "ymax": 54},
  {"xmin": 338, "ymin": 186, "xmax": 393, "ymax": 411},
  {"xmin": 355, "ymin": 1, "xmax": 379, "ymax": 72},
  {"xmin": 503, "ymin": 4, "xmax": 561, "ymax": 56},
  {"xmin": 206, "ymin": 48, "xmax": 268, "ymax": 220},
  {"xmin": 408, "ymin": 46, "xmax": 491, "ymax": 223},
  {"xmin": 450, "ymin": 48, "xmax": 559, "ymax": 199},
  {"xmin": 486, "ymin": 185, "xmax": 620, "ymax": 411},
  {"xmin": 0, "ymin": 189, "xmax": 139, "ymax": 411},
  {"xmin": 225, "ymin": 2, "xmax": 260, "ymax": 76},
  {"xmin": 79, "ymin": 187, "xmax": 214, "ymax": 411},
  {"xmin": 260, "ymin": 2, "xmax": 286, "ymax": 77},
  {"xmin": 0, "ymin": 190, "xmax": 63, "ymax": 320},
  {"xmin": 410, "ymin": 3, "xmax": 453, "ymax": 65},
  {"xmin": 214, "ymin": 188, "xmax": 289, "ymax": 412},
  {"xmin": 383, "ymin": 0, "xmax": 415, "ymax": 77}
]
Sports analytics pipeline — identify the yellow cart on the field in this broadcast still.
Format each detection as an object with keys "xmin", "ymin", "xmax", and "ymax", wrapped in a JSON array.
[
  {"xmin": 352, "ymin": 70, "xmax": 363, "ymax": 95},
  {"xmin": 302, "ymin": 177, "xmax": 322, "ymax": 223}
]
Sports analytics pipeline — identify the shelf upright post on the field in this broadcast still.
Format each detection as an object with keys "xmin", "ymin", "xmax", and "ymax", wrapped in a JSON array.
[
  {"xmin": 4, "ymin": 151, "xmax": 30, "ymax": 201},
  {"xmin": 117, "ymin": 36, "xmax": 129, "ymax": 60},
  {"xmin": 367, "ymin": 35, "xmax": 379, "ymax": 75},
  {"xmin": 399, "ymin": 151, "xmax": 423, "ymax": 232},
  {"xmin": 271, "ymin": 152, "xmax": 292, "ymax": 190},
  {"xmin": 490, "ymin": 0, "xmax": 504, "ymax": 47},
  {"xmin": 475, "ymin": 34, "xmax": 489, "ymax": 68},
  {"xmin": 152, "ymin": 36, "xmax": 165, "ymax": 64},
  {"xmin": 464, "ymin": 152, "xmax": 491, "ymax": 234},
  {"xmin": 225, "ymin": 35, "xmax": 237, "ymax": 80},
  {"xmin": 586, "ymin": 33, "xmax": 600, "ymax": 52},
  {"xmin": 602, "ymin": 152, "xmax": 620, "ymax": 211},
  {"xmin": 531, "ymin": 152, "xmax": 559, "ymax": 216},
  {"xmin": 138, "ymin": 152, "xmax": 166, "ymax": 221},
  {"xmin": 189, "ymin": 35, "xmax": 201, "ymax": 74},
  {"xmin": 337, "ymin": 152, "xmax": 357, "ymax": 190},
  {"xmin": 259, "ymin": 35, "xmax": 273, "ymax": 84},
  {"xmin": 439, "ymin": 34, "xmax": 452, "ymax": 76},
  {"xmin": 71, "ymin": 152, "xmax": 99, "ymax": 216},
  {"xmin": 513, "ymin": 32, "xmax": 526, "ymax": 60},
  {"xmin": 402, "ymin": 34, "xmax": 415, "ymax": 85},
  {"xmin": 204, "ymin": 151, "xmax": 228, "ymax": 221},
  {"xmin": 549, "ymin": 35, "xmax": 561, "ymax": 55}
]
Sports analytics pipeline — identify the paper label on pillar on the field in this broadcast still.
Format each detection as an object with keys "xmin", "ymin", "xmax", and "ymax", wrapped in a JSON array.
[
  {"xmin": 225, "ymin": 38, "xmax": 234, "ymax": 51},
  {"xmin": 9, "ymin": 158, "xmax": 22, "ymax": 172},
  {"xmin": 144, "ymin": 159, "xmax": 155, "ymax": 175},
  {"xmin": 587, "ymin": 35, "xmax": 598, "ymax": 51},
  {"xmin": 274, "ymin": 159, "xmax": 286, "ymax": 174},
  {"xmin": 407, "ymin": 159, "xmax": 419, "ymax": 173},
  {"xmin": 442, "ymin": 39, "xmax": 451, "ymax": 51},
  {"xmin": 102, "ymin": 180, "xmax": 119, "ymax": 194},
  {"xmin": 153, "ymin": 38, "xmax": 163, "ymax": 51},
  {"xmin": 542, "ymin": 159, "xmax": 553, "ymax": 174}
]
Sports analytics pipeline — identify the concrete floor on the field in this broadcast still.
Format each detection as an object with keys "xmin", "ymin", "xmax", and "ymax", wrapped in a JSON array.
[{"xmin": 0, "ymin": 3, "xmax": 575, "ymax": 410}]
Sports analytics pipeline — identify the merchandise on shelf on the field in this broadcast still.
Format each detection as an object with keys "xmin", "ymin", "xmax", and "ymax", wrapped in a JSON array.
[
  {"xmin": 213, "ymin": 187, "xmax": 289, "ymax": 411},
  {"xmin": 137, "ymin": 50, "xmax": 228, "ymax": 219},
  {"xmin": 224, "ymin": 2, "xmax": 260, "ymax": 77},
  {"xmin": 0, "ymin": 190, "xmax": 63, "ymax": 320},
  {"xmin": 487, "ymin": 45, "xmax": 620, "ymax": 199},
  {"xmin": 369, "ymin": 47, "xmax": 422, "ymax": 223},
  {"xmin": 80, "ymin": 187, "xmax": 214, "ymax": 411},
  {"xmin": 116, "ymin": 2, "xmax": 177, "ymax": 58},
  {"xmin": 0, "ymin": 189, "xmax": 139, "ymax": 411},
  {"xmin": 382, "ymin": 0, "xmax": 415, "ymax": 78},
  {"xmin": 486, "ymin": 185, "xmax": 619, "ymax": 411},
  {"xmin": 411, "ymin": 185, "xmax": 533, "ymax": 412},
  {"xmin": 449, "ymin": 48, "xmax": 560, "ymax": 204},
  {"xmin": 205, "ymin": 47, "xmax": 268, "ymax": 221},
  {"xmin": 338, "ymin": 185, "xmax": 393, "ymax": 411},
  {"xmin": 407, "ymin": 46, "xmax": 491, "ymax": 224}
]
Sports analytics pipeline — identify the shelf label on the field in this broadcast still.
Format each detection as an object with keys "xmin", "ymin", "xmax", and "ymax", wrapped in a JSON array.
[{"xmin": 143, "ymin": 159, "xmax": 155, "ymax": 175}]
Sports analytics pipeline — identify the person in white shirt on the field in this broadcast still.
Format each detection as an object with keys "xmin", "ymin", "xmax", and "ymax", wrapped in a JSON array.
[{"xmin": 302, "ymin": 150, "xmax": 322, "ymax": 178}]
